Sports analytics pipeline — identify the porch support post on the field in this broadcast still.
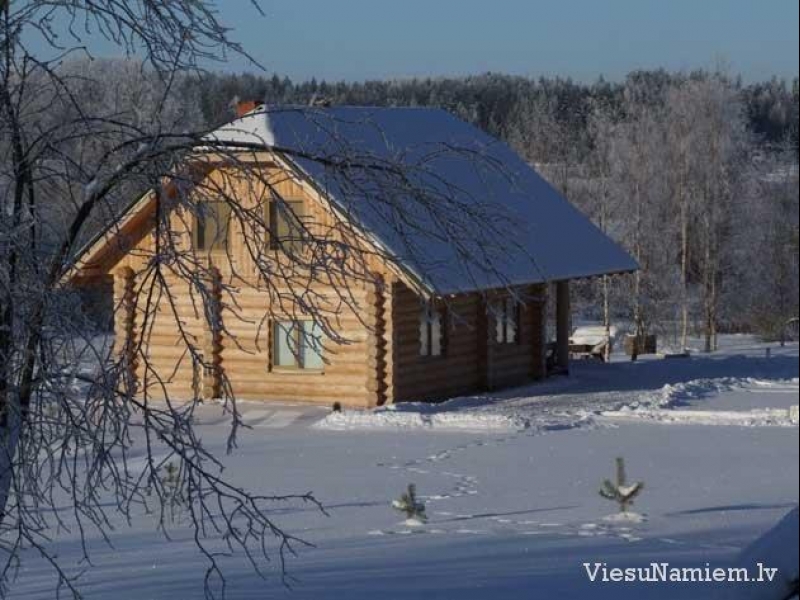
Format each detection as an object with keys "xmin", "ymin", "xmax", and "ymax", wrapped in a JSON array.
[
  {"xmin": 530, "ymin": 284, "xmax": 547, "ymax": 380},
  {"xmin": 476, "ymin": 293, "xmax": 490, "ymax": 391},
  {"xmin": 556, "ymin": 280, "xmax": 571, "ymax": 374}
]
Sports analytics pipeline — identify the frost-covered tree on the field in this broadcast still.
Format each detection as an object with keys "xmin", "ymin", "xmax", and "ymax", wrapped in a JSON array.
[
  {"xmin": 0, "ymin": 2, "xmax": 527, "ymax": 597},
  {"xmin": 26, "ymin": 57, "xmax": 205, "ymax": 269},
  {"xmin": 689, "ymin": 76, "xmax": 750, "ymax": 351},
  {"xmin": 604, "ymin": 85, "xmax": 673, "ymax": 356},
  {"xmin": 664, "ymin": 82, "xmax": 702, "ymax": 350},
  {"xmin": 581, "ymin": 103, "xmax": 626, "ymax": 360},
  {"xmin": 0, "ymin": 3, "xmax": 326, "ymax": 596},
  {"xmin": 574, "ymin": 73, "xmax": 778, "ymax": 351},
  {"xmin": 728, "ymin": 144, "xmax": 799, "ymax": 340}
]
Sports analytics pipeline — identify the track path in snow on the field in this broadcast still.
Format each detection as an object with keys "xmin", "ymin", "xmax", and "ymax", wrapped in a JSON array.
[{"xmin": 370, "ymin": 427, "xmax": 756, "ymax": 550}]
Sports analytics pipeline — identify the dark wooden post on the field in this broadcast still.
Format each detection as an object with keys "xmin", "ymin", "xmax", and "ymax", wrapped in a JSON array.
[
  {"xmin": 556, "ymin": 280, "xmax": 571, "ymax": 374},
  {"xmin": 530, "ymin": 284, "xmax": 547, "ymax": 380},
  {"xmin": 476, "ymin": 293, "xmax": 491, "ymax": 391}
]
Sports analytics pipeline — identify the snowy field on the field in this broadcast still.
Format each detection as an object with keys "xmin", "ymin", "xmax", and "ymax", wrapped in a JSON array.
[{"xmin": 7, "ymin": 335, "xmax": 799, "ymax": 599}]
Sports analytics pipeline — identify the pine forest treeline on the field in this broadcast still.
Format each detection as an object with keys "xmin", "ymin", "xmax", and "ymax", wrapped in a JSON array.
[{"xmin": 72, "ymin": 62, "xmax": 800, "ymax": 345}]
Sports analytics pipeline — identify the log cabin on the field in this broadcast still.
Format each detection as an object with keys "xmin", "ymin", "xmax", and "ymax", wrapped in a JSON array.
[{"xmin": 65, "ymin": 105, "xmax": 637, "ymax": 408}]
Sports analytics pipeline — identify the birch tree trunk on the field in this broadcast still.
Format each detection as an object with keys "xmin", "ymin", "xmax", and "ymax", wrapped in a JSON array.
[
  {"xmin": 632, "ymin": 179, "xmax": 643, "ymax": 362},
  {"xmin": 679, "ymin": 172, "xmax": 691, "ymax": 350}
]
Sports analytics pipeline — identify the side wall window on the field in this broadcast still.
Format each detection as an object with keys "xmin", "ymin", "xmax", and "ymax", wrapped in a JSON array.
[
  {"xmin": 194, "ymin": 201, "xmax": 230, "ymax": 252},
  {"xmin": 494, "ymin": 298, "xmax": 520, "ymax": 344},
  {"xmin": 273, "ymin": 320, "xmax": 324, "ymax": 370},
  {"xmin": 419, "ymin": 303, "xmax": 447, "ymax": 357}
]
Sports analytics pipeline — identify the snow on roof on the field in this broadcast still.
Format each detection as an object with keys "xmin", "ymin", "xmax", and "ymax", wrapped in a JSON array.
[{"xmin": 206, "ymin": 106, "xmax": 637, "ymax": 295}]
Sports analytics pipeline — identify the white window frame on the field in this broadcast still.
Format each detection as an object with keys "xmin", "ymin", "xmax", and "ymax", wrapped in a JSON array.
[
  {"xmin": 419, "ymin": 303, "xmax": 446, "ymax": 357},
  {"xmin": 494, "ymin": 297, "xmax": 520, "ymax": 345}
]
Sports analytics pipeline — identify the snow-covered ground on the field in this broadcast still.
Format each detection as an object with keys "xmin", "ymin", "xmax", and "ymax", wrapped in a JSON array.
[
  {"xmin": 7, "ymin": 335, "xmax": 799, "ymax": 599},
  {"xmin": 319, "ymin": 335, "xmax": 798, "ymax": 433}
]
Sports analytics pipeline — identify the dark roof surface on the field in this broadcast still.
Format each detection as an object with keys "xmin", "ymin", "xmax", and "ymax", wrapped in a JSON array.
[{"xmin": 206, "ymin": 106, "xmax": 637, "ymax": 294}]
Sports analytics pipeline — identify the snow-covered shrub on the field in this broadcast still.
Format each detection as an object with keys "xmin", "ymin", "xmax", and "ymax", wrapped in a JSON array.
[
  {"xmin": 599, "ymin": 457, "xmax": 644, "ymax": 514},
  {"xmin": 392, "ymin": 483, "xmax": 427, "ymax": 524},
  {"xmin": 161, "ymin": 461, "xmax": 185, "ymax": 509}
]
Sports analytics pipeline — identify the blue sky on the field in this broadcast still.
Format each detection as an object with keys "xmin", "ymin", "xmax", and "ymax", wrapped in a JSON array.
[
  {"xmin": 28, "ymin": 0, "xmax": 800, "ymax": 82},
  {"xmin": 220, "ymin": 0, "xmax": 799, "ymax": 81}
]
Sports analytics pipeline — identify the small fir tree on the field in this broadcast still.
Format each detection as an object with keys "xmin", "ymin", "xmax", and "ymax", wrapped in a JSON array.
[
  {"xmin": 392, "ymin": 483, "xmax": 427, "ymax": 523},
  {"xmin": 599, "ymin": 457, "xmax": 644, "ymax": 514}
]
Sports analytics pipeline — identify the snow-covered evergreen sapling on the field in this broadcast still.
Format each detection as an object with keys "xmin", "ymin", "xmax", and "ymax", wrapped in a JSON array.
[
  {"xmin": 392, "ymin": 483, "xmax": 427, "ymax": 523},
  {"xmin": 599, "ymin": 457, "xmax": 644, "ymax": 514},
  {"xmin": 162, "ymin": 461, "xmax": 182, "ymax": 502}
]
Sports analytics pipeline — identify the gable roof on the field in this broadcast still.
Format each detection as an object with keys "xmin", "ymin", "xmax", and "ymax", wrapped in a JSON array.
[
  {"xmin": 205, "ymin": 106, "xmax": 637, "ymax": 295},
  {"xmin": 67, "ymin": 106, "xmax": 636, "ymax": 294}
]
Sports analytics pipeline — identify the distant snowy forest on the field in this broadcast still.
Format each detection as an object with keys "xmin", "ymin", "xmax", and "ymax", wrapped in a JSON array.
[{"xmin": 58, "ymin": 61, "xmax": 800, "ymax": 347}]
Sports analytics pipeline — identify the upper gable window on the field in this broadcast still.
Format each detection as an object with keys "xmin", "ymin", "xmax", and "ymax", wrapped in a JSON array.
[
  {"xmin": 193, "ymin": 201, "xmax": 230, "ymax": 252},
  {"xmin": 266, "ymin": 197, "xmax": 305, "ymax": 253},
  {"xmin": 494, "ymin": 298, "xmax": 520, "ymax": 344}
]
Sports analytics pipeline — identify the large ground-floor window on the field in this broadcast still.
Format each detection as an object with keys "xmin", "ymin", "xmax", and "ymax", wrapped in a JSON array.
[{"xmin": 273, "ymin": 320, "xmax": 325, "ymax": 370}]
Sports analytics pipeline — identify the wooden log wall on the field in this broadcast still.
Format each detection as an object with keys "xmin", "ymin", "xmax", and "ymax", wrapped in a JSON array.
[
  {"xmin": 136, "ymin": 274, "xmax": 204, "ymax": 400},
  {"xmin": 113, "ymin": 266, "xmax": 138, "ymax": 393},
  {"xmin": 101, "ymin": 162, "xmax": 379, "ymax": 406},
  {"xmin": 104, "ymin": 159, "xmax": 551, "ymax": 407},
  {"xmin": 217, "ymin": 284, "xmax": 371, "ymax": 406},
  {"xmin": 365, "ymin": 275, "xmax": 389, "ymax": 407},
  {"xmin": 392, "ymin": 282, "xmax": 482, "ymax": 401},
  {"xmin": 486, "ymin": 284, "xmax": 546, "ymax": 389},
  {"xmin": 391, "ymin": 281, "xmax": 547, "ymax": 401},
  {"xmin": 476, "ymin": 295, "xmax": 489, "ymax": 391}
]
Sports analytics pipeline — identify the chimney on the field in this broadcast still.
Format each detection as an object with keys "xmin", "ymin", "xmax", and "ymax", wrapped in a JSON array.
[{"xmin": 235, "ymin": 100, "xmax": 261, "ymax": 118}]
